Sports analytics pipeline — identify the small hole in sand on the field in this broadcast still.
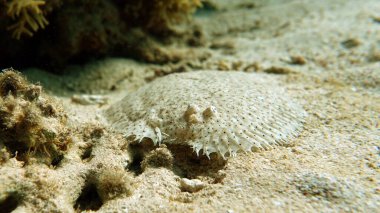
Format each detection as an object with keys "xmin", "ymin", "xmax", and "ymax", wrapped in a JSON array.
[
  {"xmin": 127, "ymin": 153, "xmax": 143, "ymax": 176},
  {"xmin": 74, "ymin": 184, "xmax": 103, "ymax": 212},
  {"xmin": 81, "ymin": 146, "xmax": 93, "ymax": 161},
  {"xmin": 0, "ymin": 194, "xmax": 19, "ymax": 213},
  {"xmin": 168, "ymin": 145, "xmax": 227, "ymax": 180},
  {"xmin": 127, "ymin": 140, "xmax": 156, "ymax": 175},
  {"xmin": 51, "ymin": 154, "xmax": 63, "ymax": 167}
]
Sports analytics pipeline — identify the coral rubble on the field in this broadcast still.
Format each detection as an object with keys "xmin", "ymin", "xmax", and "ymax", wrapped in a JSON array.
[{"xmin": 0, "ymin": 68, "xmax": 71, "ymax": 164}]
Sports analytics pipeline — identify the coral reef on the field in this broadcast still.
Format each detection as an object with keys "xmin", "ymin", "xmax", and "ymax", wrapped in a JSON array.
[
  {"xmin": 105, "ymin": 71, "xmax": 307, "ymax": 158},
  {"xmin": 2, "ymin": 0, "xmax": 201, "ymax": 39},
  {"xmin": 123, "ymin": 0, "xmax": 202, "ymax": 34},
  {"xmin": 0, "ymin": 0, "xmax": 203, "ymax": 70},
  {"xmin": 0, "ymin": 68, "xmax": 71, "ymax": 164},
  {"xmin": 6, "ymin": 0, "xmax": 49, "ymax": 39},
  {"xmin": 3, "ymin": 0, "xmax": 62, "ymax": 39}
]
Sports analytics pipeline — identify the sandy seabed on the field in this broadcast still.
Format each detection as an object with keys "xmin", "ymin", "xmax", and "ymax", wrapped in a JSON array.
[{"xmin": 1, "ymin": 0, "xmax": 379, "ymax": 212}]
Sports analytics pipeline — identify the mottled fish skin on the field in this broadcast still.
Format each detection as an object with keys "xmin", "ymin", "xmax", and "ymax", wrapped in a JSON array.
[{"xmin": 105, "ymin": 71, "xmax": 307, "ymax": 158}]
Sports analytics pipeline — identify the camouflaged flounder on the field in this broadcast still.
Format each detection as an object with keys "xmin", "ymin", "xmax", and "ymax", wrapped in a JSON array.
[{"xmin": 105, "ymin": 71, "xmax": 307, "ymax": 158}]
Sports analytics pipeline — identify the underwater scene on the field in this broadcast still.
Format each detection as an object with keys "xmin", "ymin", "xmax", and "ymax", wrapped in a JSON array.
[{"xmin": 0, "ymin": 0, "xmax": 379, "ymax": 212}]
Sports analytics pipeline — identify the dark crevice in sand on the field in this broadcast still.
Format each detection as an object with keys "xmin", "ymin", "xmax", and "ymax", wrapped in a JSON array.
[
  {"xmin": 168, "ymin": 144, "xmax": 227, "ymax": 180},
  {"xmin": 51, "ymin": 154, "xmax": 64, "ymax": 167},
  {"xmin": 127, "ymin": 152, "xmax": 144, "ymax": 176},
  {"xmin": 0, "ymin": 194, "xmax": 19, "ymax": 213},
  {"xmin": 126, "ymin": 139, "xmax": 155, "ymax": 176},
  {"xmin": 74, "ymin": 184, "xmax": 103, "ymax": 212},
  {"xmin": 81, "ymin": 146, "xmax": 93, "ymax": 161},
  {"xmin": 126, "ymin": 139, "xmax": 227, "ymax": 180}
]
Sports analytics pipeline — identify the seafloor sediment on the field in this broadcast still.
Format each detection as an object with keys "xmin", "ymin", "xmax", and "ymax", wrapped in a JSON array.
[{"xmin": 0, "ymin": 0, "xmax": 379, "ymax": 212}]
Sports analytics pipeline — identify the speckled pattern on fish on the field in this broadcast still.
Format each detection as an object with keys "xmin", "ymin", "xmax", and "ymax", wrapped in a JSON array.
[{"xmin": 105, "ymin": 71, "xmax": 307, "ymax": 158}]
